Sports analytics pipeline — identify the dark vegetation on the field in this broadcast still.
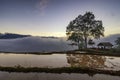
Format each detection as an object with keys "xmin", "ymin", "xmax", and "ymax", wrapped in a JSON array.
[
  {"xmin": 75, "ymin": 48, "xmax": 120, "ymax": 56},
  {"xmin": 0, "ymin": 33, "xmax": 31, "ymax": 39},
  {"xmin": 0, "ymin": 66, "xmax": 119, "ymax": 76},
  {"xmin": 115, "ymin": 37, "xmax": 120, "ymax": 49},
  {"xmin": 66, "ymin": 12, "xmax": 104, "ymax": 49}
]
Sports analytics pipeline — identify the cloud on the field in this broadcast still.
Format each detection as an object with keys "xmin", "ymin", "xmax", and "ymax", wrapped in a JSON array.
[
  {"xmin": 37, "ymin": 0, "xmax": 49, "ymax": 15},
  {"xmin": 0, "ymin": 37, "xmax": 77, "ymax": 52}
]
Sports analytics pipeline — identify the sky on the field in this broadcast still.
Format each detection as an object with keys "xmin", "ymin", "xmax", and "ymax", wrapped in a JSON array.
[{"xmin": 0, "ymin": 0, "xmax": 120, "ymax": 37}]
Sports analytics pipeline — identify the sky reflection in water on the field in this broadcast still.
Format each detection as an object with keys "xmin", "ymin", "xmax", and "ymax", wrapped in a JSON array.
[{"xmin": 0, "ymin": 53, "xmax": 119, "ymax": 71}]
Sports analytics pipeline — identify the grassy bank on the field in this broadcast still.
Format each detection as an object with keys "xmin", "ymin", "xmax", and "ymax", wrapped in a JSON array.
[
  {"xmin": 72, "ymin": 48, "xmax": 120, "ymax": 57},
  {"xmin": 0, "ymin": 66, "xmax": 120, "ymax": 76}
]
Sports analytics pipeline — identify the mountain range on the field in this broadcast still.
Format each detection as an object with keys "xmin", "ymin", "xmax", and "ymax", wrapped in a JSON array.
[{"xmin": 0, "ymin": 33, "xmax": 31, "ymax": 39}]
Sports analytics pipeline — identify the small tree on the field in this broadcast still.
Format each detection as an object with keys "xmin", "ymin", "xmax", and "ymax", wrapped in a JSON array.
[
  {"xmin": 66, "ymin": 12, "xmax": 104, "ymax": 49},
  {"xmin": 115, "ymin": 37, "xmax": 120, "ymax": 49}
]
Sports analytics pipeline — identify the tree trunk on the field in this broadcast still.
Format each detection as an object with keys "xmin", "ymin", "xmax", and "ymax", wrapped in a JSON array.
[
  {"xmin": 78, "ymin": 44, "xmax": 80, "ymax": 50},
  {"xmin": 84, "ymin": 37, "xmax": 87, "ymax": 49},
  {"xmin": 77, "ymin": 41, "xmax": 80, "ymax": 50}
]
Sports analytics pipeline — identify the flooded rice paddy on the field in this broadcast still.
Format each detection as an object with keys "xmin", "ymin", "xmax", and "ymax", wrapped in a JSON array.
[
  {"xmin": 0, "ymin": 53, "xmax": 120, "ymax": 80},
  {"xmin": 0, "ymin": 53, "xmax": 119, "ymax": 70}
]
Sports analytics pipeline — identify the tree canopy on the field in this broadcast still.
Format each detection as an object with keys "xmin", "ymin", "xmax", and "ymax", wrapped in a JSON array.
[
  {"xmin": 66, "ymin": 12, "xmax": 104, "ymax": 49},
  {"xmin": 115, "ymin": 37, "xmax": 120, "ymax": 49}
]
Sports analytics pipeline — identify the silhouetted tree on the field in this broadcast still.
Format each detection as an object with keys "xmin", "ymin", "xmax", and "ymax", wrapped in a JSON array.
[
  {"xmin": 115, "ymin": 37, "xmax": 120, "ymax": 49},
  {"xmin": 67, "ymin": 32, "xmax": 84, "ymax": 49},
  {"xmin": 66, "ymin": 12, "xmax": 104, "ymax": 49}
]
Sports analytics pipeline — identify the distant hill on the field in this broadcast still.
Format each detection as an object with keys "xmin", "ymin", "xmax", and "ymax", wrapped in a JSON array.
[{"xmin": 0, "ymin": 33, "xmax": 31, "ymax": 39}]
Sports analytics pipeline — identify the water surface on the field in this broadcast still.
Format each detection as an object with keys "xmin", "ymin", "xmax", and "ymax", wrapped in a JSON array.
[
  {"xmin": 0, "ymin": 53, "xmax": 120, "ymax": 70},
  {"xmin": 0, "ymin": 71, "xmax": 119, "ymax": 80},
  {"xmin": 0, "ymin": 53, "xmax": 68, "ymax": 68}
]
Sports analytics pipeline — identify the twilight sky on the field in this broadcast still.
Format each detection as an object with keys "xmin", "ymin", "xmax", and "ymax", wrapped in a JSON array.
[{"xmin": 0, "ymin": 0, "xmax": 120, "ymax": 37}]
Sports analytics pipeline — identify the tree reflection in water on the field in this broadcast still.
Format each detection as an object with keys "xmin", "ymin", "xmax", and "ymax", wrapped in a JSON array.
[{"xmin": 67, "ymin": 54, "xmax": 106, "ymax": 69}]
